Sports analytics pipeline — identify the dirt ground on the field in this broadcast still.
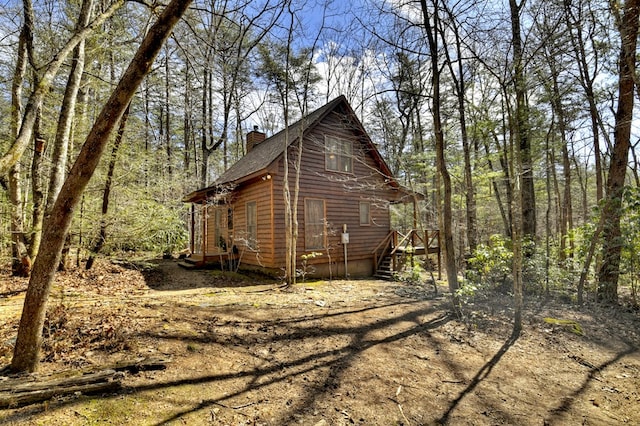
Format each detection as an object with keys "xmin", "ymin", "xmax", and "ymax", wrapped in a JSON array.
[{"xmin": 0, "ymin": 258, "xmax": 639, "ymax": 425}]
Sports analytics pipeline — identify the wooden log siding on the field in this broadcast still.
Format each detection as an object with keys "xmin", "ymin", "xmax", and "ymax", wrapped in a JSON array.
[
  {"xmin": 228, "ymin": 176, "xmax": 276, "ymax": 267},
  {"xmin": 266, "ymin": 110, "xmax": 396, "ymax": 268}
]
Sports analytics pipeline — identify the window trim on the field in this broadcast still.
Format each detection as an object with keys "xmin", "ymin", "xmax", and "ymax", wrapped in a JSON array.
[
  {"xmin": 304, "ymin": 198, "xmax": 326, "ymax": 250},
  {"xmin": 359, "ymin": 201, "xmax": 371, "ymax": 226},
  {"xmin": 213, "ymin": 207, "xmax": 228, "ymax": 251},
  {"xmin": 246, "ymin": 200, "xmax": 257, "ymax": 249},
  {"xmin": 325, "ymin": 136, "xmax": 353, "ymax": 173}
]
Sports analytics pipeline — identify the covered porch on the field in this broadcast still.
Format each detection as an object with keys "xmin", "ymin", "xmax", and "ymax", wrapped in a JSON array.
[{"xmin": 183, "ymin": 200, "xmax": 238, "ymax": 269}]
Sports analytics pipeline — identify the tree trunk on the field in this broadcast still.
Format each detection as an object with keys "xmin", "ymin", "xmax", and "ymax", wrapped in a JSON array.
[
  {"xmin": 9, "ymin": 6, "xmax": 30, "ymax": 277},
  {"xmin": 9, "ymin": 164, "xmax": 30, "ymax": 277},
  {"xmin": 510, "ymin": 0, "xmax": 536, "ymax": 242},
  {"xmin": 597, "ymin": 0, "xmax": 639, "ymax": 303},
  {"xmin": 10, "ymin": 0, "xmax": 193, "ymax": 373},
  {"xmin": 545, "ymin": 125, "xmax": 552, "ymax": 296},
  {"xmin": 183, "ymin": 60, "xmax": 192, "ymax": 173},
  {"xmin": 283, "ymin": 124, "xmax": 294, "ymax": 286},
  {"xmin": 164, "ymin": 48, "xmax": 172, "ymax": 178},
  {"xmin": 508, "ymin": 0, "xmax": 527, "ymax": 332},
  {"xmin": 420, "ymin": 0, "xmax": 458, "ymax": 294},
  {"xmin": 200, "ymin": 65, "xmax": 212, "ymax": 187},
  {"xmin": 46, "ymin": 0, "xmax": 93, "ymax": 213},
  {"xmin": 578, "ymin": 214, "xmax": 605, "ymax": 304},
  {"xmin": 509, "ymin": 125, "xmax": 525, "ymax": 333},
  {"xmin": 144, "ymin": 80, "xmax": 150, "ymax": 188},
  {"xmin": 27, "ymin": 126, "xmax": 46, "ymax": 262},
  {"xmin": 482, "ymin": 137, "xmax": 511, "ymax": 237},
  {"xmin": 549, "ymin": 142, "xmax": 561, "ymax": 237},
  {"xmin": 542, "ymin": 55, "xmax": 574, "ymax": 260},
  {"xmin": 564, "ymin": 0, "xmax": 606, "ymax": 202},
  {"xmin": 86, "ymin": 104, "xmax": 131, "ymax": 270},
  {"xmin": 571, "ymin": 151, "xmax": 589, "ymax": 224},
  {"xmin": 49, "ymin": 0, "xmax": 93, "ymax": 271},
  {"xmin": 631, "ymin": 145, "xmax": 640, "ymax": 187},
  {"xmin": 443, "ymin": 5, "xmax": 476, "ymax": 253}
]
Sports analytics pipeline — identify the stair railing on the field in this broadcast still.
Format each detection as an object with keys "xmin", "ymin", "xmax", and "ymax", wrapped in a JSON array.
[{"xmin": 372, "ymin": 230, "xmax": 397, "ymax": 272}]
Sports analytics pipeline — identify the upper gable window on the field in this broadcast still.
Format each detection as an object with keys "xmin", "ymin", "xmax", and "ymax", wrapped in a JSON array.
[{"xmin": 325, "ymin": 136, "xmax": 353, "ymax": 173}]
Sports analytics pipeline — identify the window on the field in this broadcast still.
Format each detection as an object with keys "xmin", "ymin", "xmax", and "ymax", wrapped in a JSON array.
[
  {"xmin": 214, "ymin": 208, "xmax": 227, "ymax": 251},
  {"xmin": 305, "ymin": 199, "xmax": 326, "ymax": 250},
  {"xmin": 246, "ymin": 201, "xmax": 257, "ymax": 249},
  {"xmin": 227, "ymin": 208, "xmax": 233, "ymax": 230},
  {"xmin": 359, "ymin": 201, "xmax": 371, "ymax": 226},
  {"xmin": 325, "ymin": 136, "xmax": 353, "ymax": 173}
]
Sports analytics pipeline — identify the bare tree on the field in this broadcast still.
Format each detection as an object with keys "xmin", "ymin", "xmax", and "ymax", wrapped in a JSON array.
[
  {"xmin": 419, "ymin": 0, "xmax": 458, "ymax": 295},
  {"xmin": 0, "ymin": 0, "xmax": 124, "ymax": 178},
  {"xmin": 508, "ymin": 0, "xmax": 527, "ymax": 333},
  {"xmin": 9, "ymin": 0, "xmax": 193, "ymax": 373},
  {"xmin": 85, "ymin": 103, "xmax": 131, "ymax": 270},
  {"xmin": 441, "ymin": 2, "xmax": 477, "ymax": 252},
  {"xmin": 563, "ymin": 0, "xmax": 610, "ymax": 203},
  {"xmin": 46, "ymin": 0, "xmax": 95, "ymax": 214},
  {"xmin": 509, "ymin": 0, "xmax": 536, "ymax": 243},
  {"xmin": 190, "ymin": 0, "xmax": 286, "ymax": 186},
  {"xmin": 8, "ymin": 0, "xmax": 32, "ymax": 277},
  {"xmin": 256, "ymin": 1, "xmax": 323, "ymax": 286}
]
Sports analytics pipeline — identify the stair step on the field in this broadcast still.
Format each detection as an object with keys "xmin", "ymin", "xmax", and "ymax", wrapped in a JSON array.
[
  {"xmin": 374, "ymin": 269, "xmax": 395, "ymax": 280},
  {"xmin": 178, "ymin": 261, "xmax": 199, "ymax": 269}
]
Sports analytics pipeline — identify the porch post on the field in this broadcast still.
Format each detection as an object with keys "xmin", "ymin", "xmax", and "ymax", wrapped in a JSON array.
[
  {"xmin": 413, "ymin": 196, "xmax": 418, "ymax": 230},
  {"xmin": 190, "ymin": 204, "xmax": 195, "ymax": 253},
  {"xmin": 202, "ymin": 203, "xmax": 207, "ymax": 262}
]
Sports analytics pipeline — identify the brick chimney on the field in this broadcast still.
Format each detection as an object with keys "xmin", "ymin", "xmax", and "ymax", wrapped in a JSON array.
[{"xmin": 246, "ymin": 126, "xmax": 266, "ymax": 153}]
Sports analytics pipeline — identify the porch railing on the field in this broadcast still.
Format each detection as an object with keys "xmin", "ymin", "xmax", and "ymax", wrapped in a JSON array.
[{"xmin": 372, "ymin": 229, "xmax": 441, "ymax": 278}]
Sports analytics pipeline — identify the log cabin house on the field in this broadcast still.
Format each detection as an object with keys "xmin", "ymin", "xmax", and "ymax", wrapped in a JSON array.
[{"xmin": 182, "ymin": 95, "xmax": 439, "ymax": 278}]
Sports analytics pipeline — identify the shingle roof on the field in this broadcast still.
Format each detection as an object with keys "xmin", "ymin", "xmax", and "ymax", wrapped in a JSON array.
[
  {"xmin": 215, "ymin": 95, "xmax": 345, "ymax": 186},
  {"xmin": 183, "ymin": 95, "xmax": 397, "ymax": 202}
]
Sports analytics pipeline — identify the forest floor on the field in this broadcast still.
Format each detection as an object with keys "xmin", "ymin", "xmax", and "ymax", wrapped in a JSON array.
[{"xmin": 0, "ymin": 258, "xmax": 639, "ymax": 425}]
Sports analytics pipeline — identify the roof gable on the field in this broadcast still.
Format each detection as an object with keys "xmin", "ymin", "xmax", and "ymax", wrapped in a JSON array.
[{"xmin": 184, "ymin": 95, "xmax": 397, "ymax": 202}]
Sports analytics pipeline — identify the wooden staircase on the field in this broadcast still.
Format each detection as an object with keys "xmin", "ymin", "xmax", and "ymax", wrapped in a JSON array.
[
  {"xmin": 374, "ymin": 254, "xmax": 395, "ymax": 280},
  {"xmin": 372, "ymin": 230, "xmax": 441, "ymax": 280}
]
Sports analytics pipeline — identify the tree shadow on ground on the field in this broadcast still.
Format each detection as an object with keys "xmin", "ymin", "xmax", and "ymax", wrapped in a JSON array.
[
  {"xmin": 131, "ymin": 300, "xmax": 453, "ymax": 425},
  {"xmin": 544, "ymin": 340, "xmax": 638, "ymax": 424},
  {"xmin": 436, "ymin": 327, "xmax": 521, "ymax": 424},
  {"xmin": 0, "ymin": 299, "xmax": 449, "ymax": 425},
  {"xmin": 2, "ymin": 280, "xmax": 636, "ymax": 424}
]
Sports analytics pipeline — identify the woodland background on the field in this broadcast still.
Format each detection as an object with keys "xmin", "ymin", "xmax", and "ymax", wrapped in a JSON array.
[{"xmin": 0, "ymin": 0, "xmax": 639, "ymax": 308}]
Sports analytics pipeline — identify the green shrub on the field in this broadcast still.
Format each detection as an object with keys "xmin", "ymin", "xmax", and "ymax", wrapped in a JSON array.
[{"xmin": 465, "ymin": 234, "xmax": 513, "ymax": 293}]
